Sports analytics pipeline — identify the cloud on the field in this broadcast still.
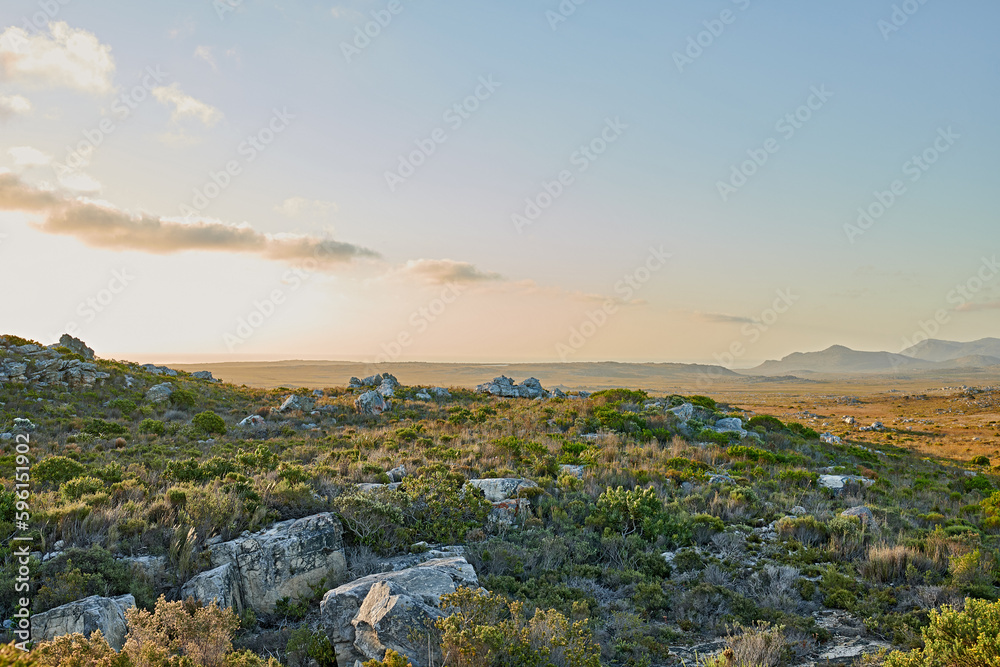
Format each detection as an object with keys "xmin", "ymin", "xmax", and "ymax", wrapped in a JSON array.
[
  {"xmin": 152, "ymin": 83, "xmax": 224, "ymax": 127},
  {"xmin": 0, "ymin": 22, "xmax": 115, "ymax": 94},
  {"xmin": 0, "ymin": 94, "xmax": 32, "ymax": 119},
  {"xmin": 394, "ymin": 259, "xmax": 502, "ymax": 285},
  {"xmin": 57, "ymin": 171, "xmax": 102, "ymax": 193},
  {"xmin": 694, "ymin": 312, "xmax": 756, "ymax": 324},
  {"xmin": 955, "ymin": 300, "xmax": 1000, "ymax": 313},
  {"xmin": 275, "ymin": 196, "xmax": 338, "ymax": 218},
  {"xmin": 330, "ymin": 7, "xmax": 364, "ymax": 19},
  {"xmin": 8, "ymin": 146, "xmax": 51, "ymax": 168},
  {"xmin": 194, "ymin": 45, "xmax": 218, "ymax": 71},
  {"xmin": 0, "ymin": 173, "xmax": 377, "ymax": 266}
]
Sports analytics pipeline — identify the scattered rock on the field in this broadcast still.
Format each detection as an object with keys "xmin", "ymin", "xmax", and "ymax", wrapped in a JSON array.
[
  {"xmin": 30, "ymin": 594, "xmax": 135, "ymax": 650},
  {"xmin": 355, "ymin": 390, "xmax": 389, "ymax": 415},
  {"xmin": 191, "ymin": 370, "xmax": 218, "ymax": 382},
  {"xmin": 415, "ymin": 391, "xmax": 432, "ymax": 401},
  {"xmin": 714, "ymin": 417, "xmax": 747, "ymax": 438},
  {"xmin": 843, "ymin": 416, "xmax": 856, "ymax": 426},
  {"xmin": 58, "ymin": 334, "xmax": 94, "ymax": 360},
  {"xmin": 859, "ymin": 421, "xmax": 884, "ymax": 432},
  {"xmin": 386, "ymin": 466, "xmax": 407, "ymax": 483},
  {"xmin": 145, "ymin": 383, "xmax": 174, "ymax": 403},
  {"xmin": 558, "ymin": 464, "xmax": 586, "ymax": 479},
  {"xmin": 348, "ymin": 377, "xmax": 362, "ymax": 388},
  {"xmin": 475, "ymin": 376, "xmax": 550, "ymax": 399},
  {"xmin": 708, "ymin": 474, "xmax": 735, "ymax": 485},
  {"xmin": 320, "ymin": 557, "xmax": 478, "ymax": 667},
  {"xmin": 428, "ymin": 387, "xmax": 451, "ymax": 398},
  {"xmin": 141, "ymin": 364, "xmax": 179, "ymax": 376},
  {"xmin": 467, "ymin": 478, "xmax": 538, "ymax": 503},
  {"xmin": 357, "ymin": 482, "xmax": 402, "ymax": 492},
  {"xmin": 377, "ymin": 374, "xmax": 399, "ymax": 398},
  {"xmin": 791, "ymin": 506, "xmax": 807, "ymax": 516},
  {"xmin": 820, "ymin": 432, "xmax": 843, "ymax": 445}
]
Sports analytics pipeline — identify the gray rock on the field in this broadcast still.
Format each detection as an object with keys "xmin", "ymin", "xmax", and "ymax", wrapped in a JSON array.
[
  {"xmin": 239, "ymin": 414, "xmax": 265, "ymax": 427},
  {"xmin": 377, "ymin": 374, "xmax": 399, "ymax": 398},
  {"xmin": 415, "ymin": 391, "xmax": 432, "ymax": 401},
  {"xmin": 348, "ymin": 377, "xmax": 362, "ymax": 388},
  {"xmin": 841, "ymin": 506, "xmax": 876, "ymax": 528},
  {"xmin": 277, "ymin": 394, "xmax": 315, "ymax": 413},
  {"xmin": 466, "ymin": 478, "xmax": 538, "ymax": 503},
  {"xmin": 31, "ymin": 594, "xmax": 135, "ymax": 650},
  {"xmin": 361, "ymin": 374, "xmax": 383, "ymax": 387},
  {"xmin": 386, "ymin": 466, "xmax": 407, "ymax": 483},
  {"xmin": 357, "ymin": 482, "xmax": 402, "ymax": 492},
  {"xmin": 819, "ymin": 474, "xmax": 874, "ymax": 492},
  {"xmin": 708, "ymin": 474, "xmax": 735, "ymax": 485},
  {"xmin": 320, "ymin": 557, "xmax": 477, "ymax": 667},
  {"xmin": 488, "ymin": 498, "xmax": 531, "ymax": 526},
  {"xmin": 184, "ymin": 513, "xmax": 347, "ymax": 614},
  {"xmin": 355, "ymin": 390, "xmax": 388, "ymax": 415},
  {"xmin": 141, "ymin": 364, "xmax": 178, "ymax": 376},
  {"xmin": 821, "ymin": 432, "xmax": 843, "ymax": 445},
  {"xmin": 191, "ymin": 370, "xmax": 217, "ymax": 382},
  {"xmin": 352, "ymin": 581, "xmax": 443, "ymax": 666},
  {"xmin": 668, "ymin": 403, "xmax": 694, "ymax": 422},
  {"xmin": 558, "ymin": 464, "xmax": 586, "ymax": 479},
  {"xmin": 790, "ymin": 506, "xmax": 807, "ymax": 516},
  {"xmin": 859, "ymin": 421, "xmax": 884, "ymax": 432},
  {"xmin": 59, "ymin": 334, "xmax": 94, "ymax": 359},
  {"xmin": 714, "ymin": 417, "xmax": 747, "ymax": 438},
  {"xmin": 474, "ymin": 376, "xmax": 549, "ymax": 399},
  {"xmin": 428, "ymin": 387, "xmax": 451, "ymax": 399},
  {"xmin": 145, "ymin": 383, "xmax": 174, "ymax": 403}
]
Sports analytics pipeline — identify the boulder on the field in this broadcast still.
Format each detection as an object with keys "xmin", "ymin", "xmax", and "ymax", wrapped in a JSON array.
[
  {"xmin": 361, "ymin": 374, "xmax": 383, "ymax": 387},
  {"xmin": 239, "ymin": 415, "xmax": 265, "ymax": 427},
  {"xmin": 31, "ymin": 594, "xmax": 135, "ymax": 650},
  {"xmin": 558, "ymin": 464, "xmax": 586, "ymax": 479},
  {"xmin": 184, "ymin": 513, "xmax": 347, "ymax": 614},
  {"xmin": 821, "ymin": 432, "xmax": 843, "ymax": 445},
  {"xmin": 181, "ymin": 563, "xmax": 243, "ymax": 613},
  {"xmin": 708, "ymin": 474, "xmax": 734, "ymax": 485},
  {"xmin": 428, "ymin": 387, "xmax": 451, "ymax": 399},
  {"xmin": 467, "ymin": 478, "xmax": 538, "ymax": 503},
  {"xmin": 668, "ymin": 403, "xmax": 694, "ymax": 422},
  {"xmin": 191, "ymin": 371, "xmax": 217, "ymax": 382},
  {"xmin": 489, "ymin": 498, "xmax": 531, "ymax": 526},
  {"xmin": 386, "ymin": 466, "xmax": 407, "ymax": 483},
  {"xmin": 841, "ymin": 506, "xmax": 876, "ymax": 528},
  {"xmin": 355, "ymin": 390, "xmax": 388, "ymax": 415},
  {"xmin": 357, "ymin": 482, "xmax": 402, "ymax": 492},
  {"xmin": 415, "ymin": 391, "xmax": 432, "ymax": 401},
  {"xmin": 277, "ymin": 394, "xmax": 315, "ymax": 413},
  {"xmin": 819, "ymin": 474, "xmax": 874, "ymax": 492},
  {"xmin": 377, "ymin": 374, "xmax": 399, "ymax": 398},
  {"xmin": 59, "ymin": 334, "xmax": 94, "ymax": 360},
  {"xmin": 714, "ymin": 417, "xmax": 747, "ymax": 438},
  {"xmin": 145, "ymin": 383, "xmax": 174, "ymax": 403},
  {"xmin": 141, "ymin": 364, "xmax": 178, "ymax": 376},
  {"xmin": 349, "ymin": 377, "xmax": 362, "ymax": 388},
  {"xmin": 859, "ymin": 421, "xmax": 884, "ymax": 432},
  {"xmin": 320, "ymin": 557, "xmax": 477, "ymax": 667},
  {"xmin": 474, "ymin": 376, "xmax": 549, "ymax": 399},
  {"xmin": 790, "ymin": 506, "xmax": 807, "ymax": 516}
]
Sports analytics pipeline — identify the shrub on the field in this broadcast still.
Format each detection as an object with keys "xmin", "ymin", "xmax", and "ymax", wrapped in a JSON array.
[
  {"xmin": 965, "ymin": 475, "xmax": 993, "ymax": 494},
  {"xmin": 82, "ymin": 418, "xmax": 129, "ymax": 438},
  {"xmin": 108, "ymin": 398, "xmax": 138, "ymax": 414},
  {"xmin": 726, "ymin": 445, "xmax": 777, "ymax": 464},
  {"xmin": 138, "ymin": 419, "xmax": 165, "ymax": 436},
  {"xmin": 169, "ymin": 388, "xmax": 197, "ymax": 409},
  {"xmin": 860, "ymin": 544, "xmax": 935, "ymax": 584},
  {"xmin": 34, "ymin": 456, "xmax": 87, "ymax": 486},
  {"xmin": 747, "ymin": 415, "xmax": 785, "ymax": 432},
  {"xmin": 437, "ymin": 586, "xmax": 601, "ymax": 667},
  {"xmin": 971, "ymin": 456, "xmax": 991, "ymax": 466},
  {"xmin": 60, "ymin": 476, "xmax": 105, "ymax": 501},
  {"xmin": 333, "ymin": 488, "xmax": 406, "ymax": 554},
  {"xmin": 883, "ymin": 597, "xmax": 1000, "ymax": 667},
  {"xmin": 192, "ymin": 411, "xmax": 227, "ymax": 435},
  {"xmin": 363, "ymin": 650, "xmax": 413, "ymax": 667},
  {"xmin": 774, "ymin": 516, "xmax": 828, "ymax": 547},
  {"xmin": 700, "ymin": 622, "xmax": 788, "ymax": 667},
  {"xmin": 592, "ymin": 486, "xmax": 677, "ymax": 540}
]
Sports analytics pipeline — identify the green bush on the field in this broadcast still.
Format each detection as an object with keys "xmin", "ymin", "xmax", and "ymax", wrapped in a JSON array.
[
  {"xmin": 747, "ymin": 415, "xmax": 785, "ymax": 432},
  {"xmin": 60, "ymin": 476, "xmax": 105, "ymax": 501},
  {"xmin": 883, "ymin": 597, "xmax": 1000, "ymax": 667},
  {"xmin": 34, "ymin": 456, "xmax": 87, "ymax": 485},
  {"xmin": 107, "ymin": 398, "xmax": 137, "ymax": 414},
  {"xmin": 169, "ymin": 388, "xmax": 197, "ymax": 409},
  {"xmin": 138, "ymin": 418, "xmax": 166, "ymax": 435},
  {"xmin": 82, "ymin": 418, "xmax": 129, "ymax": 438},
  {"xmin": 971, "ymin": 456, "xmax": 991, "ymax": 466},
  {"xmin": 192, "ymin": 411, "xmax": 227, "ymax": 435}
]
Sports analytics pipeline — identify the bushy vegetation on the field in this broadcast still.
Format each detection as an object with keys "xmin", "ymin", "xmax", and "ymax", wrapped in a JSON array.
[{"xmin": 2, "ymin": 343, "xmax": 1000, "ymax": 665}]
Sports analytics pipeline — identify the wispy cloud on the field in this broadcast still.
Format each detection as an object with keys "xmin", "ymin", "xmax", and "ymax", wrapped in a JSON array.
[
  {"xmin": 392, "ymin": 259, "xmax": 503, "ymax": 285},
  {"xmin": 0, "ymin": 94, "xmax": 32, "ymax": 120},
  {"xmin": 7, "ymin": 146, "xmax": 52, "ymax": 168},
  {"xmin": 0, "ymin": 173, "xmax": 377, "ymax": 266},
  {"xmin": 153, "ymin": 83, "xmax": 224, "ymax": 127},
  {"xmin": 275, "ymin": 196, "xmax": 338, "ymax": 218},
  {"xmin": 955, "ymin": 300, "xmax": 1000, "ymax": 312},
  {"xmin": 194, "ymin": 45, "xmax": 218, "ymax": 71},
  {"xmin": 0, "ymin": 22, "xmax": 115, "ymax": 94},
  {"xmin": 693, "ymin": 311, "xmax": 756, "ymax": 324}
]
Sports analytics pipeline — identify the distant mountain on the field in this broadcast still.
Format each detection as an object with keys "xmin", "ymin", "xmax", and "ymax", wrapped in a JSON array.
[
  {"xmin": 937, "ymin": 354, "xmax": 1000, "ymax": 368},
  {"xmin": 901, "ymin": 338, "xmax": 1000, "ymax": 362},
  {"xmin": 747, "ymin": 345, "xmax": 936, "ymax": 375}
]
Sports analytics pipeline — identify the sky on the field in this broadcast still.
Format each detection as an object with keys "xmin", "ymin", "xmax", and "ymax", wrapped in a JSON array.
[{"xmin": 0, "ymin": 0, "xmax": 998, "ymax": 367}]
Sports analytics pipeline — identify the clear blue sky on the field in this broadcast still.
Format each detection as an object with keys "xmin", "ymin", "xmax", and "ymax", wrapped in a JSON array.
[{"xmin": 1, "ymin": 0, "xmax": 997, "ymax": 364}]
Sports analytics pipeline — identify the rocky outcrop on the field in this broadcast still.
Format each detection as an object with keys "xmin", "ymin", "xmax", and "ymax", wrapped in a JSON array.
[
  {"xmin": 238, "ymin": 414, "xmax": 265, "ymax": 427},
  {"xmin": 31, "ymin": 594, "xmax": 135, "ymax": 650},
  {"xmin": 841, "ymin": 506, "xmax": 876, "ymax": 528},
  {"xmin": 146, "ymin": 383, "xmax": 174, "ymax": 403},
  {"xmin": 59, "ymin": 334, "xmax": 94, "ymax": 359},
  {"xmin": 191, "ymin": 370, "xmax": 218, "ymax": 382},
  {"xmin": 355, "ymin": 391, "xmax": 388, "ymax": 415},
  {"xmin": 467, "ymin": 478, "xmax": 538, "ymax": 503},
  {"xmin": 668, "ymin": 403, "xmax": 694, "ymax": 422},
  {"xmin": 141, "ymin": 364, "xmax": 179, "ymax": 376},
  {"xmin": 182, "ymin": 513, "xmax": 346, "ymax": 614},
  {"xmin": 0, "ymin": 338, "xmax": 109, "ymax": 389},
  {"xmin": 475, "ymin": 376, "xmax": 549, "ymax": 399},
  {"xmin": 714, "ymin": 417, "xmax": 748, "ymax": 438},
  {"xmin": 377, "ymin": 374, "xmax": 399, "ymax": 398},
  {"xmin": 320, "ymin": 557, "xmax": 478, "ymax": 667},
  {"xmin": 821, "ymin": 432, "xmax": 843, "ymax": 445}
]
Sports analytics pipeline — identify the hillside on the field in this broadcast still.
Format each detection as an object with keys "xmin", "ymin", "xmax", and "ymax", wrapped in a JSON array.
[
  {"xmin": 901, "ymin": 338, "xmax": 1000, "ymax": 363},
  {"xmin": 747, "ymin": 345, "xmax": 935, "ymax": 375},
  {"xmin": 3, "ymin": 334, "xmax": 1000, "ymax": 667}
]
